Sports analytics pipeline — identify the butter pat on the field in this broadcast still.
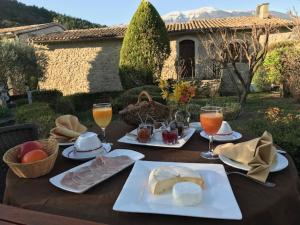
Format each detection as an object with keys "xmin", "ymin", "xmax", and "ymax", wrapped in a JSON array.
[
  {"xmin": 148, "ymin": 166, "xmax": 205, "ymax": 195},
  {"xmin": 172, "ymin": 182, "xmax": 203, "ymax": 206}
]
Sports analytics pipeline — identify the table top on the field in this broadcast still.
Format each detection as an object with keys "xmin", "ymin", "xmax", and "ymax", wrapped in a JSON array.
[{"xmin": 4, "ymin": 121, "xmax": 300, "ymax": 225}]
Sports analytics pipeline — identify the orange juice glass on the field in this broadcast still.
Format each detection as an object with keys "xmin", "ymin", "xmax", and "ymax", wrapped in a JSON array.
[
  {"xmin": 93, "ymin": 103, "xmax": 112, "ymax": 142},
  {"xmin": 199, "ymin": 106, "xmax": 223, "ymax": 159}
]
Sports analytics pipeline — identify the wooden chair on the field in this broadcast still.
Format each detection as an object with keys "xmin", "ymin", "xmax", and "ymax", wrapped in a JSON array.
[{"xmin": 0, "ymin": 123, "xmax": 38, "ymax": 202}]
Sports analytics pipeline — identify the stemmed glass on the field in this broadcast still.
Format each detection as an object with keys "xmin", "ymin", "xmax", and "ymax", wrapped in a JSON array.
[
  {"xmin": 92, "ymin": 103, "xmax": 112, "ymax": 143},
  {"xmin": 200, "ymin": 106, "xmax": 223, "ymax": 159}
]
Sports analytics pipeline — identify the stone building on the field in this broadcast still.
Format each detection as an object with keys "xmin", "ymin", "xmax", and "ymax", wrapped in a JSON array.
[
  {"xmin": 0, "ymin": 22, "xmax": 65, "ymax": 42},
  {"xmin": 31, "ymin": 4, "xmax": 293, "ymax": 95}
]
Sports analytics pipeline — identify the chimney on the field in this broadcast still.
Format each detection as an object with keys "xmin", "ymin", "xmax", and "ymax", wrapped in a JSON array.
[{"xmin": 256, "ymin": 3, "xmax": 269, "ymax": 19}]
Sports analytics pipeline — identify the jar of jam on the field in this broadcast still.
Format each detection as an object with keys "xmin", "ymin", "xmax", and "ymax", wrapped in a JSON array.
[
  {"xmin": 137, "ymin": 124, "xmax": 152, "ymax": 143},
  {"xmin": 162, "ymin": 128, "xmax": 178, "ymax": 145}
]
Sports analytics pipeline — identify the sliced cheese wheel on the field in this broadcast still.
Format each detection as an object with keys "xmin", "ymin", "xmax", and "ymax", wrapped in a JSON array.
[{"xmin": 148, "ymin": 166, "xmax": 204, "ymax": 195}]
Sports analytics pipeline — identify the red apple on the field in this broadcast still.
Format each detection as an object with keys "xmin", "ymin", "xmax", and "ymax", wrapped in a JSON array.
[{"xmin": 18, "ymin": 141, "xmax": 43, "ymax": 161}]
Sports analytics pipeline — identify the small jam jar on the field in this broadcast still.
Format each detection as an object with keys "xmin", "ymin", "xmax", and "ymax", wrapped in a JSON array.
[
  {"xmin": 137, "ymin": 124, "xmax": 153, "ymax": 143},
  {"xmin": 162, "ymin": 128, "xmax": 178, "ymax": 145}
]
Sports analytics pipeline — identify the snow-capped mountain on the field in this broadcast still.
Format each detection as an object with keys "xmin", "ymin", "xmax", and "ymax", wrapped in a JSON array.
[{"xmin": 162, "ymin": 7, "xmax": 289, "ymax": 23}]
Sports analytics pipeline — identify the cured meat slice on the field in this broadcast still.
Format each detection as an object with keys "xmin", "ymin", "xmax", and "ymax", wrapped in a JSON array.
[{"xmin": 60, "ymin": 155, "xmax": 134, "ymax": 191}]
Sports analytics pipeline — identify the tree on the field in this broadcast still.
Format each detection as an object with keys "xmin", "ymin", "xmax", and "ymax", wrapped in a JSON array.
[
  {"xmin": 0, "ymin": 39, "xmax": 47, "ymax": 103},
  {"xmin": 119, "ymin": 0, "xmax": 170, "ymax": 89},
  {"xmin": 202, "ymin": 24, "xmax": 274, "ymax": 104}
]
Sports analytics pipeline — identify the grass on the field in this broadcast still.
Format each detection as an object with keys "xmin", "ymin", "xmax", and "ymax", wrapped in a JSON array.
[{"xmin": 230, "ymin": 92, "xmax": 300, "ymax": 135}]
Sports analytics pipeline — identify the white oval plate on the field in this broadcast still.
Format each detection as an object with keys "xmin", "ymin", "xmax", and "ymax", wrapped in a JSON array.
[
  {"xmin": 62, "ymin": 143, "xmax": 111, "ymax": 160},
  {"xmin": 200, "ymin": 130, "xmax": 242, "ymax": 142},
  {"xmin": 219, "ymin": 152, "xmax": 289, "ymax": 172},
  {"xmin": 50, "ymin": 149, "xmax": 145, "ymax": 193}
]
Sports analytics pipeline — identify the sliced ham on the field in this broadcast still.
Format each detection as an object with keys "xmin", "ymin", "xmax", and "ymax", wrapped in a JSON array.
[{"xmin": 60, "ymin": 155, "xmax": 134, "ymax": 191}]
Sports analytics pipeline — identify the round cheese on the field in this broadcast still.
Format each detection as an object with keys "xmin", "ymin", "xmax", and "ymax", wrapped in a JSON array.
[
  {"xmin": 172, "ymin": 182, "xmax": 203, "ymax": 206},
  {"xmin": 148, "ymin": 166, "xmax": 205, "ymax": 195}
]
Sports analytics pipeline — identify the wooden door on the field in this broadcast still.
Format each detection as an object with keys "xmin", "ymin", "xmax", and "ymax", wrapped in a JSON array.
[{"xmin": 179, "ymin": 40, "xmax": 195, "ymax": 78}]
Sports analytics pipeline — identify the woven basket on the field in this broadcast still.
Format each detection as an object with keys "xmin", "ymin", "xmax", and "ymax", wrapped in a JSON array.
[
  {"xmin": 3, "ymin": 139, "xmax": 58, "ymax": 178},
  {"xmin": 119, "ymin": 91, "xmax": 170, "ymax": 126}
]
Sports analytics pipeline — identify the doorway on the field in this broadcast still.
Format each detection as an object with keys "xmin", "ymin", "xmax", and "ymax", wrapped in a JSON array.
[{"xmin": 178, "ymin": 40, "xmax": 195, "ymax": 78}]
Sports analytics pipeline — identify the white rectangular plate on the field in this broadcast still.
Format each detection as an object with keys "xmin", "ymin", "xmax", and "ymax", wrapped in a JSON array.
[
  {"xmin": 118, "ymin": 127, "xmax": 196, "ymax": 148},
  {"xmin": 113, "ymin": 161, "xmax": 242, "ymax": 220},
  {"xmin": 49, "ymin": 149, "xmax": 145, "ymax": 194}
]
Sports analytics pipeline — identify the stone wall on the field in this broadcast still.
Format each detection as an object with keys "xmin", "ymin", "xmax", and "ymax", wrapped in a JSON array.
[
  {"xmin": 262, "ymin": 31, "xmax": 297, "ymax": 46},
  {"xmin": 38, "ymin": 39, "xmax": 123, "ymax": 95},
  {"xmin": 220, "ymin": 63, "xmax": 250, "ymax": 95},
  {"xmin": 38, "ymin": 30, "xmax": 295, "ymax": 96}
]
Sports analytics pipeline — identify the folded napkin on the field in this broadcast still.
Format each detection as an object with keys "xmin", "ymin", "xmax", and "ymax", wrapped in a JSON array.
[
  {"xmin": 50, "ymin": 115, "xmax": 87, "ymax": 142},
  {"xmin": 213, "ymin": 131, "xmax": 276, "ymax": 182}
]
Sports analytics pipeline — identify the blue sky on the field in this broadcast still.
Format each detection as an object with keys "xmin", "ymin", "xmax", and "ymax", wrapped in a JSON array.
[{"xmin": 18, "ymin": 0, "xmax": 300, "ymax": 26}]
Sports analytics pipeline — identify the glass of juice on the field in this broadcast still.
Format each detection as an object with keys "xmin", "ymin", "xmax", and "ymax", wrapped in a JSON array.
[
  {"xmin": 200, "ymin": 106, "xmax": 223, "ymax": 159},
  {"xmin": 92, "ymin": 103, "xmax": 112, "ymax": 142}
]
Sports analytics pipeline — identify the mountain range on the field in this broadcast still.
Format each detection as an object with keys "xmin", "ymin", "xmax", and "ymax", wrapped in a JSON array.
[{"xmin": 162, "ymin": 7, "xmax": 290, "ymax": 23}]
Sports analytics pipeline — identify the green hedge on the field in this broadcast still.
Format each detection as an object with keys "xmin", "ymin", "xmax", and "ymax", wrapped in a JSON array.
[
  {"xmin": 55, "ymin": 97, "xmax": 75, "ymax": 114},
  {"xmin": 67, "ymin": 91, "xmax": 123, "ymax": 112},
  {"xmin": 15, "ymin": 102, "xmax": 58, "ymax": 138},
  {"xmin": 120, "ymin": 85, "xmax": 164, "ymax": 107},
  {"xmin": 32, "ymin": 90, "xmax": 63, "ymax": 105},
  {"xmin": 0, "ymin": 106, "xmax": 11, "ymax": 119}
]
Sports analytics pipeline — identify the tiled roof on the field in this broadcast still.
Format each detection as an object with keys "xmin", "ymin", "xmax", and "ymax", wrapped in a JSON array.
[
  {"xmin": 0, "ymin": 23, "xmax": 65, "ymax": 37},
  {"xmin": 32, "ymin": 26, "xmax": 126, "ymax": 42},
  {"xmin": 166, "ymin": 16, "xmax": 291, "ymax": 33},
  {"xmin": 31, "ymin": 16, "xmax": 292, "ymax": 43}
]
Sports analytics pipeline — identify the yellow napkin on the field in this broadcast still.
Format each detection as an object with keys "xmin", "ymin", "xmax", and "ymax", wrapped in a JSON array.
[
  {"xmin": 214, "ymin": 131, "xmax": 276, "ymax": 182},
  {"xmin": 50, "ymin": 115, "xmax": 87, "ymax": 142}
]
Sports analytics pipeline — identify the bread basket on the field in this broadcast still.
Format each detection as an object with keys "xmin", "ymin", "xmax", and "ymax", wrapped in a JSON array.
[{"xmin": 3, "ymin": 139, "xmax": 59, "ymax": 178}]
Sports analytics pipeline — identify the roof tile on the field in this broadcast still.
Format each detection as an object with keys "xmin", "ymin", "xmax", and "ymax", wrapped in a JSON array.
[{"xmin": 31, "ymin": 16, "xmax": 292, "ymax": 43}]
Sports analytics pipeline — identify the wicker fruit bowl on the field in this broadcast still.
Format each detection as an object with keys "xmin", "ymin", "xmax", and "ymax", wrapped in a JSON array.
[{"xmin": 3, "ymin": 139, "xmax": 58, "ymax": 178}]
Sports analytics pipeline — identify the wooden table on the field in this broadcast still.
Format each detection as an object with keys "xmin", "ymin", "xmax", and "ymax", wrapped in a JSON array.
[
  {"xmin": 0, "ymin": 204, "xmax": 104, "ymax": 225},
  {"xmin": 3, "ymin": 121, "xmax": 300, "ymax": 225}
]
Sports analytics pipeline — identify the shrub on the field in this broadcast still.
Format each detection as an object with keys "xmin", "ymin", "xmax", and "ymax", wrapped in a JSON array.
[
  {"xmin": 252, "ymin": 66, "xmax": 272, "ymax": 92},
  {"xmin": 281, "ymin": 48, "xmax": 300, "ymax": 101},
  {"xmin": 32, "ymin": 90, "xmax": 63, "ymax": 106},
  {"xmin": 55, "ymin": 97, "xmax": 75, "ymax": 114},
  {"xmin": 119, "ymin": 0, "xmax": 170, "ymax": 89},
  {"xmin": 68, "ymin": 91, "xmax": 122, "ymax": 112},
  {"xmin": 13, "ymin": 98, "xmax": 28, "ymax": 106},
  {"xmin": 120, "ymin": 85, "xmax": 165, "ymax": 107},
  {"xmin": 0, "ymin": 106, "xmax": 11, "ymax": 119},
  {"xmin": 261, "ymin": 41, "xmax": 300, "ymax": 98},
  {"xmin": 0, "ymin": 38, "xmax": 47, "ymax": 94},
  {"xmin": 15, "ymin": 102, "xmax": 57, "ymax": 138}
]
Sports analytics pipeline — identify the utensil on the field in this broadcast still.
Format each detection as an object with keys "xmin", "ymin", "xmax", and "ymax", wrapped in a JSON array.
[{"xmin": 226, "ymin": 171, "xmax": 276, "ymax": 187}]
